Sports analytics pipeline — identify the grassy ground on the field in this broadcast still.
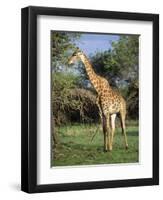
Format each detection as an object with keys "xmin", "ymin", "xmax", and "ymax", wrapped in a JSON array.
[{"xmin": 52, "ymin": 121, "xmax": 139, "ymax": 166}]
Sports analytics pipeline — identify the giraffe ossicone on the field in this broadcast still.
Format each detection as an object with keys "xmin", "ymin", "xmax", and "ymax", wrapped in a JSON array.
[{"xmin": 68, "ymin": 49, "xmax": 128, "ymax": 151}]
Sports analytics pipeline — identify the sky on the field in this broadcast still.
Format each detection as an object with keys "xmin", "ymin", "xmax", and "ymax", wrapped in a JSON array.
[{"xmin": 75, "ymin": 33, "xmax": 119, "ymax": 56}]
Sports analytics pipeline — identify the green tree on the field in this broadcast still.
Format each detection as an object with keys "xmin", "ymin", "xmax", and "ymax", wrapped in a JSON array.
[
  {"xmin": 111, "ymin": 35, "xmax": 139, "ymax": 82},
  {"xmin": 89, "ymin": 35, "xmax": 139, "ymax": 119},
  {"xmin": 111, "ymin": 35, "xmax": 139, "ymax": 119},
  {"xmin": 51, "ymin": 32, "xmax": 81, "ymax": 147},
  {"xmin": 89, "ymin": 35, "xmax": 139, "ymax": 86},
  {"xmin": 51, "ymin": 32, "xmax": 80, "ymax": 72},
  {"xmin": 52, "ymin": 72, "xmax": 98, "ymax": 125}
]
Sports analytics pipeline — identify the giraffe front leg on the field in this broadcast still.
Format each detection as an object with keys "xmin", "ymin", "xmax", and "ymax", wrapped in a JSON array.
[{"xmin": 96, "ymin": 97, "xmax": 107, "ymax": 152}]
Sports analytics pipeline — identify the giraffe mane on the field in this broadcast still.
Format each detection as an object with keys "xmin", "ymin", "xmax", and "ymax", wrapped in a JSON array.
[{"xmin": 72, "ymin": 48, "xmax": 82, "ymax": 55}]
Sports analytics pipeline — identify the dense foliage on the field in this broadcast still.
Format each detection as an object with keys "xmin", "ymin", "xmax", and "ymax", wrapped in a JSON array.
[
  {"xmin": 89, "ymin": 35, "xmax": 139, "ymax": 118},
  {"xmin": 51, "ymin": 32, "xmax": 80, "ymax": 71},
  {"xmin": 51, "ymin": 32, "xmax": 139, "ymax": 125},
  {"xmin": 52, "ymin": 72, "xmax": 98, "ymax": 125}
]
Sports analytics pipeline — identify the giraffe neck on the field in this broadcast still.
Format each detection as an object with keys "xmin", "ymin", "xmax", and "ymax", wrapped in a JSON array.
[{"xmin": 79, "ymin": 54, "xmax": 100, "ymax": 92}]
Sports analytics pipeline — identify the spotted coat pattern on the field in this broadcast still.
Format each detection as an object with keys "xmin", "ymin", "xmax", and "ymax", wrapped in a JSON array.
[{"xmin": 68, "ymin": 50, "xmax": 128, "ymax": 151}]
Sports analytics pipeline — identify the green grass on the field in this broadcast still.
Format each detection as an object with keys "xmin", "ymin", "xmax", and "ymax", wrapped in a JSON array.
[{"xmin": 52, "ymin": 122, "xmax": 139, "ymax": 166}]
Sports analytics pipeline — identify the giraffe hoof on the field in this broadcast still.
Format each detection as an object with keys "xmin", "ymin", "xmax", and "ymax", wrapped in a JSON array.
[
  {"xmin": 103, "ymin": 149, "xmax": 108, "ymax": 152},
  {"xmin": 125, "ymin": 145, "xmax": 129, "ymax": 150}
]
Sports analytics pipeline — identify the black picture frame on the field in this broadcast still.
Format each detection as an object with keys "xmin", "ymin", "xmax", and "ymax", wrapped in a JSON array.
[{"xmin": 21, "ymin": 6, "xmax": 159, "ymax": 193}]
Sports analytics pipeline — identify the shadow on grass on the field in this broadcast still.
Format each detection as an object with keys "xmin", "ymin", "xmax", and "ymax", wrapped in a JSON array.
[{"xmin": 61, "ymin": 141, "xmax": 103, "ymax": 152}]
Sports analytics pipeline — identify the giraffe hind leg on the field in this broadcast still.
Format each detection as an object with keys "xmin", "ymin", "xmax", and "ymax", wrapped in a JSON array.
[
  {"xmin": 120, "ymin": 110, "xmax": 128, "ymax": 149},
  {"xmin": 110, "ymin": 114, "xmax": 116, "ymax": 150},
  {"xmin": 106, "ymin": 114, "xmax": 112, "ymax": 151}
]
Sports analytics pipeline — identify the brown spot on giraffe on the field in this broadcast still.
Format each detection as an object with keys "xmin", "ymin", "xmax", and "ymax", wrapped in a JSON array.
[{"xmin": 68, "ymin": 49, "xmax": 128, "ymax": 151}]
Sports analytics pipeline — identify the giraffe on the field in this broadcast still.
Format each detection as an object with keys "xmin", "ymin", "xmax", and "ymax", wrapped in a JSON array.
[{"xmin": 68, "ymin": 49, "xmax": 128, "ymax": 151}]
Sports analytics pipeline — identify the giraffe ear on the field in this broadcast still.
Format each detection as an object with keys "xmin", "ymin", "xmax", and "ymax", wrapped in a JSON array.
[
  {"xmin": 72, "ymin": 48, "xmax": 79, "ymax": 56},
  {"xmin": 76, "ymin": 47, "xmax": 82, "ymax": 53}
]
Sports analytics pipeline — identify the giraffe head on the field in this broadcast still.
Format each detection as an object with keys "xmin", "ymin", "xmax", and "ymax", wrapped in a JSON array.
[{"xmin": 68, "ymin": 48, "xmax": 83, "ymax": 65}]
